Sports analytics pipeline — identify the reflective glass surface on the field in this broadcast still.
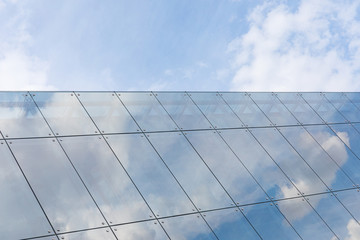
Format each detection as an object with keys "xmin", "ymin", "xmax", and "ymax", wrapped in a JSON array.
[
  {"xmin": 305, "ymin": 125, "xmax": 360, "ymax": 186},
  {"xmin": 220, "ymin": 128, "xmax": 299, "ymax": 199},
  {"xmin": 34, "ymin": 237, "xmax": 58, "ymax": 240},
  {"xmin": 251, "ymin": 127, "xmax": 327, "ymax": 195},
  {"xmin": 336, "ymin": 189, "xmax": 360, "ymax": 223},
  {"xmin": 243, "ymin": 202, "xmax": 301, "ymax": 239},
  {"xmin": 0, "ymin": 140, "xmax": 53, "ymax": 240},
  {"xmin": 189, "ymin": 92, "xmax": 243, "ymax": 128},
  {"xmin": 59, "ymin": 135, "xmax": 153, "ymax": 224},
  {"xmin": 307, "ymin": 193, "xmax": 360, "ymax": 239},
  {"xmin": 106, "ymin": 133, "xmax": 195, "ymax": 217},
  {"xmin": 0, "ymin": 92, "xmax": 52, "ymax": 138},
  {"xmin": 77, "ymin": 92, "xmax": 140, "ymax": 133},
  {"xmin": 118, "ymin": 92, "xmax": 177, "ymax": 132},
  {"xmin": 221, "ymin": 92, "xmax": 272, "ymax": 127},
  {"xmin": 9, "ymin": 138, "xmax": 105, "ymax": 232},
  {"xmin": 302, "ymin": 92, "xmax": 346, "ymax": 123},
  {"xmin": 329, "ymin": 124, "xmax": 360, "ymax": 160},
  {"xmin": 161, "ymin": 214, "xmax": 217, "ymax": 240},
  {"xmin": 345, "ymin": 92, "xmax": 360, "ymax": 110},
  {"xmin": 325, "ymin": 92, "xmax": 360, "ymax": 122},
  {"xmin": 112, "ymin": 221, "xmax": 169, "ymax": 240},
  {"xmin": 58, "ymin": 228, "xmax": 116, "ymax": 240},
  {"xmin": 155, "ymin": 92, "xmax": 211, "ymax": 130},
  {"xmin": 204, "ymin": 208, "xmax": 260, "ymax": 239},
  {"xmin": 276, "ymin": 197, "xmax": 337, "ymax": 239},
  {"xmin": 276, "ymin": 92, "xmax": 323, "ymax": 124},
  {"xmin": 250, "ymin": 92, "xmax": 298, "ymax": 126},
  {"xmin": 148, "ymin": 131, "xmax": 233, "ymax": 210},
  {"xmin": 32, "ymin": 92, "xmax": 98, "ymax": 136},
  {"xmin": 186, "ymin": 130, "xmax": 268, "ymax": 205},
  {"xmin": 278, "ymin": 126, "xmax": 353, "ymax": 190}
]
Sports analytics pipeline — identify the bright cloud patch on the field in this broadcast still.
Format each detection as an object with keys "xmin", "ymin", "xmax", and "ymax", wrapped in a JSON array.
[{"xmin": 229, "ymin": 0, "xmax": 360, "ymax": 91}]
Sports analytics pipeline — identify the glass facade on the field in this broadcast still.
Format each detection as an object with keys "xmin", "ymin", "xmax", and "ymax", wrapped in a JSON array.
[{"xmin": 0, "ymin": 91, "xmax": 360, "ymax": 240}]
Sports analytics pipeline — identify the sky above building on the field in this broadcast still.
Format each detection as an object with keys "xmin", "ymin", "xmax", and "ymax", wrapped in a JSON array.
[{"xmin": 0, "ymin": 0, "xmax": 359, "ymax": 91}]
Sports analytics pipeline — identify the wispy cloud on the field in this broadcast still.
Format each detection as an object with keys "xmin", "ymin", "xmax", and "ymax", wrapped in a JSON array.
[{"xmin": 228, "ymin": 0, "xmax": 360, "ymax": 91}]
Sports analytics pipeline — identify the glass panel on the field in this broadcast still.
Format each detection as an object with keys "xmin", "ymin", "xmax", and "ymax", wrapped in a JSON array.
[
  {"xmin": 77, "ymin": 92, "xmax": 140, "ymax": 134},
  {"xmin": 9, "ymin": 138, "xmax": 105, "ymax": 232},
  {"xmin": 220, "ymin": 129, "xmax": 299, "ymax": 199},
  {"xmin": 148, "ymin": 131, "xmax": 232, "ymax": 210},
  {"xmin": 59, "ymin": 135, "xmax": 153, "ymax": 224},
  {"xmin": 336, "ymin": 189, "xmax": 360, "ymax": 223},
  {"xmin": 305, "ymin": 125, "xmax": 360, "ymax": 186},
  {"xmin": 276, "ymin": 197, "xmax": 337, "ymax": 240},
  {"xmin": 221, "ymin": 92, "xmax": 272, "ymax": 127},
  {"xmin": 112, "ymin": 220, "xmax": 169, "ymax": 240},
  {"xmin": 0, "ymin": 140, "xmax": 54, "ymax": 239},
  {"xmin": 276, "ymin": 92, "xmax": 323, "ymax": 125},
  {"xmin": 186, "ymin": 130, "xmax": 268, "ymax": 205},
  {"xmin": 344, "ymin": 92, "xmax": 360, "ymax": 110},
  {"xmin": 250, "ymin": 92, "xmax": 298, "ymax": 126},
  {"xmin": 251, "ymin": 127, "xmax": 327, "ymax": 195},
  {"xmin": 0, "ymin": 92, "xmax": 52, "ymax": 138},
  {"xmin": 117, "ymin": 92, "xmax": 177, "ymax": 132},
  {"xmin": 278, "ymin": 126, "xmax": 353, "ymax": 190},
  {"xmin": 106, "ymin": 133, "xmax": 195, "ymax": 217},
  {"xmin": 155, "ymin": 92, "xmax": 211, "ymax": 130},
  {"xmin": 161, "ymin": 214, "xmax": 217, "ymax": 240},
  {"xmin": 307, "ymin": 193, "xmax": 360, "ymax": 239},
  {"xmin": 59, "ymin": 228, "xmax": 116, "ymax": 240},
  {"xmin": 353, "ymin": 123, "xmax": 360, "ymax": 133},
  {"xmin": 189, "ymin": 92, "xmax": 243, "ymax": 128},
  {"xmin": 204, "ymin": 208, "xmax": 260, "ymax": 239},
  {"xmin": 243, "ymin": 202, "xmax": 301, "ymax": 239},
  {"xmin": 325, "ymin": 92, "xmax": 360, "ymax": 122},
  {"xmin": 32, "ymin": 92, "xmax": 98, "ymax": 136},
  {"xmin": 329, "ymin": 124, "xmax": 360, "ymax": 160},
  {"xmin": 35, "ymin": 237, "xmax": 58, "ymax": 240},
  {"xmin": 301, "ymin": 92, "xmax": 346, "ymax": 124}
]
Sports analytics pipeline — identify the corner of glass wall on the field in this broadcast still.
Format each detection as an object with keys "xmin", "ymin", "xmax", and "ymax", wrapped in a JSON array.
[
  {"xmin": 0, "ymin": 92, "xmax": 53, "ymax": 139},
  {"xmin": 31, "ymin": 92, "xmax": 99, "ymax": 136}
]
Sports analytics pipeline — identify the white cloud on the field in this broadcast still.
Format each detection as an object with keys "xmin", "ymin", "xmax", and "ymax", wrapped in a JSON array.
[
  {"xmin": 228, "ymin": 0, "xmax": 360, "ymax": 91},
  {"xmin": 0, "ymin": 1, "xmax": 53, "ymax": 90},
  {"xmin": 345, "ymin": 219, "xmax": 360, "ymax": 240}
]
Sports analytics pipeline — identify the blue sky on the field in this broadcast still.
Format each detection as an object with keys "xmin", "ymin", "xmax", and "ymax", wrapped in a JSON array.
[{"xmin": 0, "ymin": 0, "xmax": 359, "ymax": 91}]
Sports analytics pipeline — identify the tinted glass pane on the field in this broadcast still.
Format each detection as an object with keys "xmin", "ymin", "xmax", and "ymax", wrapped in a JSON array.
[
  {"xmin": 118, "ymin": 92, "xmax": 177, "ymax": 132},
  {"xmin": 77, "ymin": 92, "xmax": 139, "ymax": 134},
  {"xmin": 161, "ymin": 214, "xmax": 217, "ymax": 240},
  {"xmin": 59, "ymin": 135, "xmax": 153, "ymax": 224},
  {"xmin": 279, "ymin": 126, "xmax": 353, "ymax": 190},
  {"xmin": 251, "ymin": 127, "xmax": 327, "ymax": 195},
  {"xmin": 307, "ymin": 193, "xmax": 360, "ymax": 239},
  {"xmin": 106, "ymin": 133, "xmax": 195, "ymax": 217},
  {"xmin": 189, "ymin": 92, "xmax": 242, "ymax": 128},
  {"xmin": 325, "ymin": 92, "xmax": 360, "ymax": 122},
  {"xmin": 35, "ymin": 237, "xmax": 57, "ymax": 240},
  {"xmin": 155, "ymin": 92, "xmax": 211, "ymax": 130},
  {"xmin": 276, "ymin": 92, "xmax": 323, "ymax": 124},
  {"xmin": 336, "ymin": 189, "xmax": 360, "ymax": 223},
  {"xmin": 244, "ymin": 202, "xmax": 301, "ymax": 239},
  {"xmin": 0, "ymin": 140, "xmax": 53, "ymax": 239},
  {"xmin": 112, "ymin": 221, "xmax": 169, "ymax": 240},
  {"xmin": 302, "ymin": 92, "xmax": 346, "ymax": 123},
  {"xmin": 344, "ymin": 92, "xmax": 360, "ymax": 109},
  {"xmin": 204, "ymin": 208, "xmax": 260, "ymax": 239},
  {"xmin": 250, "ymin": 92, "xmax": 298, "ymax": 126},
  {"xmin": 221, "ymin": 92, "xmax": 272, "ymax": 127},
  {"xmin": 148, "ymin": 132, "xmax": 232, "ymax": 210},
  {"xmin": 32, "ymin": 92, "xmax": 98, "ymax": 136},
  {"xmin": 276, "ymin": 197, "xmax": 337, "ymax": 240},
  {"xmin": 186, "ymin": 130, "xmax": 268, "ymax": 205},
  {"xmin": 329, "ymin": 124, "xmax": 360, "ymax": 160},
  {"xmin": 59, "ymin": 228, "xmax": 116, "ymax": 240},
  {"xmin": 220, "ymin": 129, "xmax": 299, "ymax": 199},
  {"xmin": 0, "ymin": 92, "xmax": 52, "ymax": 138},
  {"xmin": 9, "ymin": 138, "xmax": 105, "ymax": 232},
  {"xmin": 305, "ymin": 125, "xmax": 360, "ymax": 186}
]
